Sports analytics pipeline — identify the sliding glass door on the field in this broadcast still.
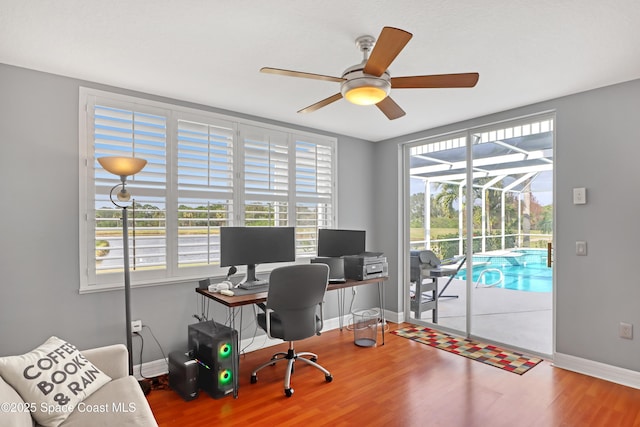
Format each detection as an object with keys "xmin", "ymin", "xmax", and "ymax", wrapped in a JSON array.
[
  {"xmin": 407, "ymin": 132, "xmax": 469, "ymax": 334},
  {"xmin": 405, "ymin": 114, "xmax": 554, "ymax": 356}
]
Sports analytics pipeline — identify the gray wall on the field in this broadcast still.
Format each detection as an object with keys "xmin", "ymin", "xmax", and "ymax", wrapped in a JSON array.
[
  {"xmin": 0, "ymin": 63, "xmax": 377, "ymax": 362},
  {"xmin": 373, "ymin": 78, "xmax": 640, "ymax": 373},
  {"xmin": 4, "ymin": 60, "xmax": 640, "ymax": 376}
]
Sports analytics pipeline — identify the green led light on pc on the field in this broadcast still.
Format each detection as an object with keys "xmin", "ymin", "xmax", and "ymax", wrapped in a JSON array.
[
  {"xmin": 219, "ymin": 369, "xmax": 233, "ymax": 386},
  {"xmin": 219, "ymin": 343, "xmax": 232, "ymax": 359}
]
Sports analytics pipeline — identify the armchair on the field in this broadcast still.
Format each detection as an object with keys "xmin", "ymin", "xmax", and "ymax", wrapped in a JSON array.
[{"xmin": 0, "ymin": 343, "xmax": 157, "ymax": 427}]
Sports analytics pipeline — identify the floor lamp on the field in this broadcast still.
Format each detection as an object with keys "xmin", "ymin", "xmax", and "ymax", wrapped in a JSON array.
[{"xmin": 97, "ymin": 156, "xmax": 147, "ymax": 376}]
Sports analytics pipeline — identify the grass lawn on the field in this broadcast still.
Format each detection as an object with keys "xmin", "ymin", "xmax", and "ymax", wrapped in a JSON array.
[{"xmin": 410, "ymin": 228, "xmax": 458, "ymax": 241}]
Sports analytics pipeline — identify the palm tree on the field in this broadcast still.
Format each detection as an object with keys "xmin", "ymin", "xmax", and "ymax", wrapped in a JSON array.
[
  {"xmin": 434, "ymin": 183, "xmax": 460, "ymax": 217},
  {"xmin": 410, "ymin": 193, "xmax": 425, "ymax": 228}
]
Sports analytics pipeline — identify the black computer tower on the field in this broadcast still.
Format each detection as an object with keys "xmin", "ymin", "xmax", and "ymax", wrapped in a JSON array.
[
  {"xmin": 188, "ymin": 320, "xmax": 238, "ymax": 399},
  {"xmin": 168, "ymin": 350, "xmax": 199, "ymax": 401}
]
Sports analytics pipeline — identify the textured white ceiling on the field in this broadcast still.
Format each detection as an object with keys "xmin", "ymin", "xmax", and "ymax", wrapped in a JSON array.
[{"xmin": 1, "ymin": 0, "xmax": 639, "ymax": 141}]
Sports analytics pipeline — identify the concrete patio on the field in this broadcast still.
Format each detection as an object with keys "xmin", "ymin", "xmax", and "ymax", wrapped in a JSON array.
[{"xmin": 411, "ymin": 277, "xmax": 553, "ymax": 356}]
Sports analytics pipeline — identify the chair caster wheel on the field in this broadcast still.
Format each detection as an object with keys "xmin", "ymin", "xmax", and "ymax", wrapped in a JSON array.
[
  {"xmin": 285, "ymin": 388, "xmax": 294, "ymax": 397},
  {"xmin": 250, "ymin": 375, "xmax": 257, "ymax": 384},
  {"xmin": 325, "ymin": 374, "xmax": 333, "ymax": 382}
]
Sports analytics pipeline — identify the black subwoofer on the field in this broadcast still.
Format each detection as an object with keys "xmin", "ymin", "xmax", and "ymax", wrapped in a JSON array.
[{"xmin": 168, "ymin": 350, "xmax": 199, "ymax": 401}]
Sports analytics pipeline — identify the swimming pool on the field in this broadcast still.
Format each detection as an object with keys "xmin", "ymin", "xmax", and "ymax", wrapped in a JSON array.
[{"xmin": 455, "ymin": 249, "xmax": 552, "ymax": 292}]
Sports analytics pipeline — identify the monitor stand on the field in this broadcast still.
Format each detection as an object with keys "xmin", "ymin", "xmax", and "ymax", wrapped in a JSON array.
[
  {"xmin": 238, "ymin": 264, "xmax": 268, "ymax": 289},
  {"xmin": 243, "ymin": 264, "xmax": 258, "ymax": 283}
]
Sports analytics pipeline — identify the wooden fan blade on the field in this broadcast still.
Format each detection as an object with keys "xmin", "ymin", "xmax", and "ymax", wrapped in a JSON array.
[
  {"xmin": 261, "ymin": 67, "xmax": 345, "ymax": 83},
  {"xmin": 298, "ymin": 93, "xmax": 343, "ymax": 114},
  {"xmin": 376, "ymin": 96, "xmax": 406, "ymax": 120},
  {"xmin": 363, "ymin": 27, "xmax": 413, "ymax": 77},
  {"xmin": 391, "ymin": 73, "xmax": 479, "ymax": 88}
]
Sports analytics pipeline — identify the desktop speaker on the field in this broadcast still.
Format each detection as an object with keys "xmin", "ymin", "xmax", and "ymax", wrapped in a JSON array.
[
  {"xmin": 188, "ymin": 320, "xmax": 238, "ymax": 399},
  {"xmin": 198, "ymin": 278, "xmax": 211, "ymax": 290},
  {"xmin": 168, "ymin": 350, "xmax": 199, "ymax": 401}
]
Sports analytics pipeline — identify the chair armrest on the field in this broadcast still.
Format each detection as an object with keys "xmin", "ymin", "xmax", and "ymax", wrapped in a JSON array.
[
  {"xmin": 318, "ymin": 301, "xmax": 325, "ymax": 333},
  {"xmin": 81, "ymin": 344, "xmax": 129, "ymax": 380},
  {"xmin": 264, "ymin": 308, "xmax": 277, "ymax": 338}
]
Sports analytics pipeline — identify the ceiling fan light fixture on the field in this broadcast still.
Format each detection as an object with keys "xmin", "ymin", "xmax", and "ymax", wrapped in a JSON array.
[
  {"xmin": 262, "ymin": 27, "xmax": 478, "ymax": 119},
  {"xmin": 341, "ymin": 76, "xmax": 391, "ymax": 106}
]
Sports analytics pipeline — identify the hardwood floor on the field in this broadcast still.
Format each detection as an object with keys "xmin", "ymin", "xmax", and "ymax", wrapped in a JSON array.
[{"xmin": 146, "ymin": 323, "xmax": 640, "ymax": 426}]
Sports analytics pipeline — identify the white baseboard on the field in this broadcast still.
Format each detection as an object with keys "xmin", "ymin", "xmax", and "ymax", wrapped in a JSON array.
[
  {"xmin": 134, "ymin": 357, "xmax": 169, "ymax": 380},
  {"xmin": 383, "ymin": 309, "xmax": 403, "ymax": 324},
  {"xmin": 553, "ymin": 352, "xmax": 640, "ymax": 390}
]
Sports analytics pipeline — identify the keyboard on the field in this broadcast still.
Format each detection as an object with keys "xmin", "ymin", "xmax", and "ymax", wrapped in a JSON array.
[{"xmin": 237, "ymin": 279, "xmax": 269, "ymax": 290}]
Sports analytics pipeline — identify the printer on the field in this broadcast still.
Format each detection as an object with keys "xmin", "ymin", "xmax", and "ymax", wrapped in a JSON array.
[{"xmin": 344, "ymin": 252, "xmax": 388, "ymax": 280}]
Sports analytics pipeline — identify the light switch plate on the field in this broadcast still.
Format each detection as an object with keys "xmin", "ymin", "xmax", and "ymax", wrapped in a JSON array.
[
  {"xmin": 576, "ymin": 241, "xmax": 587, "ymax": 256},
  {"xmin": 573, "ymin": 187, "xmax": 586, "ymax": 204}
]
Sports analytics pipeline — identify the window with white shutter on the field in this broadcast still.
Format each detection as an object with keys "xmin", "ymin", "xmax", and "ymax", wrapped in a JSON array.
[
  {"xmin": 241, "ymin": 125, "xmax": 290, "ymax": 227},
  {"xmin": 177, "ymin": 116, "xmax": 235, "ymax": 268},
  {"xmin": 80, "ymin": 88, "xmax": 336, "ymax": 291},
  {"xmin": 294, "ymin": 137, "xmax": 334, "ymax": 256},
  {"xmin": 90, "ymin": 100, "xmax": 168, "ymax": 288}
]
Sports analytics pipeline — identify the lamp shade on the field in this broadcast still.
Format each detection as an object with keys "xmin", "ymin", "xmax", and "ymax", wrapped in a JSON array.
[{"xmin": 98, "ymin": 156, "xmax": 147, "ymax": 177}]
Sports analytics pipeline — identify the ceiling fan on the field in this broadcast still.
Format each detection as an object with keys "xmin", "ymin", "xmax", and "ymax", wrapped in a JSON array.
[{"xmin": 260, "ymin": 26, "xmax": 479, "ymax": 120}]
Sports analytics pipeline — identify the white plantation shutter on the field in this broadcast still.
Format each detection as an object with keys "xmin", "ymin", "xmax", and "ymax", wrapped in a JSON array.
[
  {"xmin": 241, "ymin": 125, "xmax": 290, "ymax": 227},
  {"xmin": 294, "ymin": 137, "xmax": 334, "ymax": 256},
  {"xmin": 91, "ymin": 100, "xmax": 168, "ymax": 286},
  {"xmin": 176, "ymin": 116, "xmax": 235, "ymax": 267},
  {"xmin": 81, "ymin": 88, "xmax": 336, "ymax": 290}
]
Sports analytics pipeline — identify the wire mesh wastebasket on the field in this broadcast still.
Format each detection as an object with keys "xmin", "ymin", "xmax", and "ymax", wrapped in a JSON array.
[{"xmin": 353, "ymin": 309, "xmax": 379, "ymax": 347}]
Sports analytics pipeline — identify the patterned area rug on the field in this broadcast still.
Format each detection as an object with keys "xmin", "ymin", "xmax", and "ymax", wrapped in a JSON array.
[{"xmin": 391, "ymin": 326, "xmax": 542, "ymax": 375}]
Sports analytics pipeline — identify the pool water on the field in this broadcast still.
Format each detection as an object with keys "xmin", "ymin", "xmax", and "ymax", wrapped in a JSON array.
[{"xmin": 455, "ymin": 249, "xmax": 552, "ymax": 292}]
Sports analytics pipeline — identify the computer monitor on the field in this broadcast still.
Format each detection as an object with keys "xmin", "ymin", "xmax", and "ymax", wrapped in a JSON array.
[
  {"xmin": 317, "ymin": 229, "xmax": 366, "ymax": 257},
  {"xmin": 220, "ymin": 226, "xmax": 296, "ymax": 284}
]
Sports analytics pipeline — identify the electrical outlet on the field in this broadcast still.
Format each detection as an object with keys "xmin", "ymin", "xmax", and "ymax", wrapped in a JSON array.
[
  {"xmin": 619, "ymin": 322, "xmax": 633, "ymax": 340},
  {"xmin": 131, "ymin": 319, "xmax": 142, "ymax": 334}
]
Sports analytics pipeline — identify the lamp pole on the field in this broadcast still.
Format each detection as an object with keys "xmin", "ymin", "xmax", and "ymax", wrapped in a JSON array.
[
  {"xmin": 97, "ymin": 156, "xmax": 147, "ymax": 377},
  {"xmin": 122, "ymin": 205, "xmax": 133, "ymax": 376}
]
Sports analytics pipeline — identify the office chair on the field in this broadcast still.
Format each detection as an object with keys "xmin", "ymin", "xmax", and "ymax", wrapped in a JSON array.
[{"xmin": 250, "ymin": 264, "xmax": 333, "ymax": 397}]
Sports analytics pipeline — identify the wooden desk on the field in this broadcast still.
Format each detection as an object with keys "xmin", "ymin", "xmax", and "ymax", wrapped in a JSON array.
[
  {"xmin": 195, "ymin": 276, "xmax": 388, "ymax": 342},
  {"xmin": 196, "ymin": 276, "xmax": 387, "ymax": 398}
]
